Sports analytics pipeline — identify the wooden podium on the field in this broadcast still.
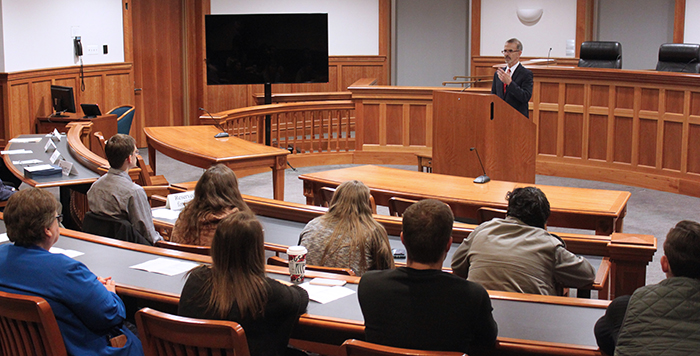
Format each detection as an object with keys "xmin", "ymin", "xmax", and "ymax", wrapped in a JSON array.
[{"xmin": 432, "ymin": 90, "xmax": 536, "ymax": 183}]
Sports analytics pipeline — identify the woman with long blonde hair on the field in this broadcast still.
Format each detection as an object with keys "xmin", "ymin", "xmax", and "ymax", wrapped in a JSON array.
[
  {"xmin": 171, "ymin": 164, "xmax": 250, "ymax": 246},
  {"xmin": 179, "ymin": 212, "xmax": 309, "ymax": 356},
  {"xmin": 298, "ymin": 180, "xmax": 394, "ymax": 275}
]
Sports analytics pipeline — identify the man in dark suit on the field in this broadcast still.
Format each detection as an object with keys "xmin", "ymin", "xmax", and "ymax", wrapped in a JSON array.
[{"xmin": 491, "ymin": 38, "xmax": 533, "ymax": 118}]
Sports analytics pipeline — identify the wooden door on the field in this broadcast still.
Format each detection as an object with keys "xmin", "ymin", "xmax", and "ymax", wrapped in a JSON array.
[{"xmin": 130, "ymin": 0, "xmax": 186, "ymax": 145}]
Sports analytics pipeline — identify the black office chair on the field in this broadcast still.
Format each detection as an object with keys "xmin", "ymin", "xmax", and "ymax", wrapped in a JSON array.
[
  {"xmin": 578, "ymin": 41, "xmax": 622, "ymax": 69},
  {"xmin": 82, "ymin": 211, "xmax": 153, "ymax": 245},
  {"xmin": 655, "ymin": 43, "xmax": 700, "ymax": 73}
]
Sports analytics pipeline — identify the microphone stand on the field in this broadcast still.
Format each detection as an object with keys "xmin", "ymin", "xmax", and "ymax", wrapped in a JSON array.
[
  {"xmin": 199, "ymin": 108, "xmax": 229, "ymax": 138},
  {"xmin": 470, "ymin": 147, "xmax": 490, "ymax": 184}
]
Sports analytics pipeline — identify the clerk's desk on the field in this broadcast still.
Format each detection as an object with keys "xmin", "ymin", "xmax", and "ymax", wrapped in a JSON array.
[
  {"xmin": 0, "ymin": 216, "xmax": 609, "ymax": 356},
  {"xmin": 2, "ymin": 133, "xmax": 104, "ymax": 229}
]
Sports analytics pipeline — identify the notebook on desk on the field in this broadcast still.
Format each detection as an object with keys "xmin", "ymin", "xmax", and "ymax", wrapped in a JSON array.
[{"xmin": 80, "ymin": 104, "xmax": 102, "ymax": 118}]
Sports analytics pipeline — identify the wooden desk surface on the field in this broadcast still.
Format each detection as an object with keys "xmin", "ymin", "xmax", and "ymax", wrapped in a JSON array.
[
  {"xmin": 299, "ymin": 165, "xmax": 631, "ymax": 235},
  {"xmin": 144, "ymin": 126, "xmax": 288, "ymax": 165},
  {"xmin": 144, "ymin": 126, "xmax": 289, "ymax": 199}
]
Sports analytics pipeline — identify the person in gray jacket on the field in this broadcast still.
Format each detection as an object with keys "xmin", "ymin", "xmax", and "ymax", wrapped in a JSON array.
[
  {"xmin": 451, "ymin": 186, "xmax": 595, "ymax": 295},
  {"xmin": 594, "ymin": 220, "xmax": 700, "ymax": 356}
]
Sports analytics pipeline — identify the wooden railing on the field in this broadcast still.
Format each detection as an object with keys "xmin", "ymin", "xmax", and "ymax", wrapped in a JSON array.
[{"xmin": 202, "ymin": 100, "xmax": 357, "ymax": 155}]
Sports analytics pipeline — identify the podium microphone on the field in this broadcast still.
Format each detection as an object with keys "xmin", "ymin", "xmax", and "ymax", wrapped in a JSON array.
[
  {"xmin": 547, "ymin": 47, "xmax": 552, "ymax": 65},
  {"xmin": 470, "ymin": 147, "xmax": 490, "ymax": 184},
  {"xmin": 199, "ymin": 107, "xmax": 229, "ymax": 138}
]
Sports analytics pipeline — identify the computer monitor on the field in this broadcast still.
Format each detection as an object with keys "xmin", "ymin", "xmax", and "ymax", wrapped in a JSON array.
[{"xmin": 50, "ymin": 85, "xmax": 76, "ymax": 117}]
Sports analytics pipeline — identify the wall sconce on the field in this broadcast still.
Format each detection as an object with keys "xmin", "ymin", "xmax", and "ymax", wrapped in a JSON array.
[{"xmin": 516, "ymin": 8, "xmax": 543, "ymax": 26}]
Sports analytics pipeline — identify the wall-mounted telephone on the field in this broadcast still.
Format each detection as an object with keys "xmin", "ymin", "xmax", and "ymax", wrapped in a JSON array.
[{"xmin": 74, "ymin": 36, "xmax": 83, "ymax": 56}]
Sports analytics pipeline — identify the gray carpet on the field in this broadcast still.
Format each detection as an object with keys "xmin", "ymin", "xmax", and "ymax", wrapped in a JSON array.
[{"xmin": 145, "ymin": 149, "xmax": 700, "ymax": 286}]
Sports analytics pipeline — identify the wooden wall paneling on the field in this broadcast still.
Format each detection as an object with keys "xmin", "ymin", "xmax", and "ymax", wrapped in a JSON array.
[
  {"xmin": 662, "ymin": 120, "xmax": 683, "ymax": 171},
  {"xmin": 630, "ymin": 87, "xmax": 641, "ymax": 167},
  {"xmin": 589, "ymin": 114, "xmax": 608, "ymax": 160},
  {"xmin": 378, "ymin": 103, "xmax": 387, "ymax": 146},
  {"xmin": 674, "ymin": 0, "xmax": 686, "ymax": 43},
  {"xmin": 30, "ymin": 80, "xmax": 52, "ymax": 121},
  {"xmin": 538, "ymin": 111, "xmax": 558, "ymax": 155},
  {"xmin": 656, "ymin": 89, "xmax": 666, "ymax": 170},
  {"xmin": 606, "ymin": 85, "xmax": 616, "ymax": 162},
  {"xmin": 688, "ymin": 122, "xmax": 700, "ymax": 174},
  {"xmin": 564, "ymin": 112, "xmax": 583, "ymax": 158},
  {"xmin": 408, "ymin": 104, "xmax": 426, "ymax": 146},
  {"xmin": 401, "ymin": 104, "xmax": 410, "ymax": 146},
  {"xmin": 613, "ymin": 116, "xmax": 633, "ymax": 164},
  {"xmin": 378, "ymin": 0, "xmax": 391, "ymax": 84},
  {"xmin": 363, "ymin": 103, "xmax": 380, "ymax": 145},
  {"xmin": 557, "ymin": 83, "xmax": 566, "ymax": 157},
  {"xmin": 10, "ymin": 83, "xmax": 30, "ymax": 137},
  {"xmin": 680, "ymin": 91, "xmax": 692, "ymax": 173},
  {"xmin": 131, "ymin": 0, "xmax": 185, "ymax": 145},
  {"xmin": 385, "ymin": 104, "xmax": 403, "ymax": 145},
  {"xmin": 638, "ymin": 118, "xmax": 657, "ymax": 167},
  {"xmin": 80, "ymin": 76, "xmax": 104, "ymax": 106},
  {"xmin": 0, "ymin": 80, "xmax": 7, "ymax": 145}
]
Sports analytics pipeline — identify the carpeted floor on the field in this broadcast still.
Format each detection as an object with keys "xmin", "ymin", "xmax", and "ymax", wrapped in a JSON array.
[{"xmin": 146, "ymin": 149, "xmax": 700, "ymax": 286}]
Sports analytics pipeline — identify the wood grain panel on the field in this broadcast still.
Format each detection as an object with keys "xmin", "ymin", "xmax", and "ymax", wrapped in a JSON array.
[
  {"xmin": 590, "ymin": 85, "xmax": 609, "ymax": 107},
  {"xmin": 132, "ymin": 0, "xmax": 185, "ymax": 143},
  {"xmin": 689, "ymin": 123, "xmax": 700, "ymax": 174},
  {"xmin": 564, "ymin": 112, "xmax": 583, "ymax": 158},
  {"xmin": 613, "ymin": 116, "xmax": 633, "ymax": 163},
  {"xmin": 691, "ymin": 92, "xmax": 700, "ymax": 116},
  {"xmin": 615, "ymin": 87, "xmax": 634, "ymax": 109},
  {"xmin": 640, "ymin": 88, "xmax": 659, "ymax": 111},
  {"xmin": 565, "ymin": 84, "xmax": 584, "ymax": 105},
  {"xmin": 540, "ymin": 83, "xmax": 559, "ymax": 103},
  {"xmin": 30, "ymin": 81, "xmax": 52, "ymax": 119},
  {"xmin": 10, "ymin": 83, "xmax": 30, "ymax": 136},
  {"xmin": 662, "ymin": 121, "xmax": 682, "ymax": 171},
  {"xmin": 409, "ymin": 104, "xmax": 427, "ymax": 146},
  {"xmin": 363, "ymin": 104, "xmax": 380, "ymax": 145},
  {"xmin": 80, "ymin": 76, "xmax": 104, "ymax": 105},
  {"xmin": 104, "ymin": 74, "xmax": 134, "ymax": 112},
  {"xmin": 665, "ymin": 90, "xmax": 685, "ymax": 114},
  {"xmin": 637, "ymin": 118, "xmax": 657, "ymax": 167},
  {"xmin": 341, "ymin": 65, "xmax": 386, "ymax": 92},
  {"xmin": 538, "ymin": 111, "xmax": 558, "ymax": 155},
  {"xmin": 588, "ymin": 114, "xmax": 608, "ymax": 160},
  {"xmin": 385, "ymin": 104, "xmax": 403, "ymax": 145}
]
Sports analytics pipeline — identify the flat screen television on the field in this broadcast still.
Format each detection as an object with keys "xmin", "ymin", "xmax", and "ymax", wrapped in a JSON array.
[
  {"xmin": 205, "ymin": 13, "xmax": 329, "ymax": 85},
  {"xmin": 50, "ymin": 85, "xmax": 76, "ymax": 117}
]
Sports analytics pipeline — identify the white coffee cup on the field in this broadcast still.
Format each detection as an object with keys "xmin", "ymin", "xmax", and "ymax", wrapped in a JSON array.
[{"xmin": 287, "ymin": 246, "xmax": 307, "ymax": 282}]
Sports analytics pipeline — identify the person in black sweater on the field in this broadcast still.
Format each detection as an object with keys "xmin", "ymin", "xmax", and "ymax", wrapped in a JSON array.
[
  {"xmin": 179, "ymin": 211, "xmax": 309, "ymax": 356},
  {"xmin": 358, "ymin": 199, "xmax": 498, "ymax": 354}
]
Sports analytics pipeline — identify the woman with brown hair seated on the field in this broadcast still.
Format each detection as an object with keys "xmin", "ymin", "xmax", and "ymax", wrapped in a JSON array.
[
  {"xmin": 171, "ymin": 164, "xmax": 250, "ymax": 246},
  {"xmin": 179, "ymin": 212, "xmax": 309, "ymax": 356},
  {"xmin": 298, "ymin": 180, "xmax": 394, "ymax": 276}
]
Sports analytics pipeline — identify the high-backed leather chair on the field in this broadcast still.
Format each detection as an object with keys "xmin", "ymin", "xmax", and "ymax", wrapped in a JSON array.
[
  {"xmin": 655, "ymin": 43, "xmax": 700, "ymax": 73},
  {"xmin": 0, "ymin": 291, "xmax": 67, "ymax": 356},
  {"xmin": 578, "ymin": 41, "xmax": 622, "ymax": 69}
]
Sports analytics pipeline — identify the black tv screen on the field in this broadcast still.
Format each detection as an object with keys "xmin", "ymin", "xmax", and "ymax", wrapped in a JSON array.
[{"xmin": 205, "ymin": 13, "xmax": 329, "ymax": 85}]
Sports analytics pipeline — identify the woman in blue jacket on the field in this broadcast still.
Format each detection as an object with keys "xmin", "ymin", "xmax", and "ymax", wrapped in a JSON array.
[{"xmin": 0, "ymin": 188, "xmax": 143, "ymax": 356}]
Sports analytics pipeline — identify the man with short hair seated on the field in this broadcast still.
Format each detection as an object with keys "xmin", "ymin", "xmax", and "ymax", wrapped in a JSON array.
[
  {"xmin": 87, "ymin": 134, "xmax": 162, "ymax": 244},
  {"xmin": 358, "ymin": 199, "xmax": 498, "ymax": 354},
  {"xmin": 451, "ymin": 186, "xmax": 595, "ymax": 295},
  {"xmin": 594, "ymin": 220, "xmax": 700, "ymax": 356}
]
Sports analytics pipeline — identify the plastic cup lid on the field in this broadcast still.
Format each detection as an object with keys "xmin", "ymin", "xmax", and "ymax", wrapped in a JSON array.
[{"xmin": 287, "ymin": 245, "xmax": 307, "ymax": 255}]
